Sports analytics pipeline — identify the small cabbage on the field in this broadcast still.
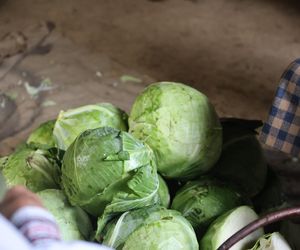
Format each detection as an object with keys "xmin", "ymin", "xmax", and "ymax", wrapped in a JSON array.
[
  {"xmin": 211, "ymin": 119, "xmax": 267, "ymax": 197},
  {"xmin": 27, "ymin": 120, "xmax": 56, "ymax": 148},
  {"xmin": 1, "ymin": 145, "xmax": 60, "ymax": 192},
  {"xmin": 129, "ymin": 82, "xmax": 222, "ymax": 180},
  {"xmin": 200, "ymin": 206, "xmax": 263, "ymax": 250},
  {"xmin": 248, "ymin": 232, "xmax": 291, "ymax": 250},
  {"xmin": 171, "ymin": 177, "xmax": 245, "ymax": 234},
  {"xmin": 157, "ymin": 175, "xmax": 170, "ymax": 208},
  {"xmin": 101, "ymin": 206, "xmax": 199, "ymax": 250},
  {"xmin": 61, "ymin": 127, "xmax": 159, "ymax": 233},
  {"xmin": 53, "ymin": 103, "xmax": 128, "ymax": 150},
  {"xmin": 37, "ymin": 189, "xmax": 93, "ymax": 241}
]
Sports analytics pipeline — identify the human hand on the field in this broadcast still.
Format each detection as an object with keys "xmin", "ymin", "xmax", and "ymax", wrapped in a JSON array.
[{"xmin": 0, "ymin": 185, "xmax": 44, "ymax": 219}]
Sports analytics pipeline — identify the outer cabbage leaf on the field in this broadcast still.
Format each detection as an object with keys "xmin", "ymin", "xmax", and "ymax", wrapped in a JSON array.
[
  {"xmin": 53, "ymin": 103, "xmax": 128, "ymax": 150},
  {"xmin": 157, "ymin": 174, "xmax": 170, "ymax": 208},
  {"xmin": 1, "ymin": 145, "xmax": 61, "ymax": 192},
  {"xmin": 27, "ymin": 120, "xmax": 56, "ymax": 148}
]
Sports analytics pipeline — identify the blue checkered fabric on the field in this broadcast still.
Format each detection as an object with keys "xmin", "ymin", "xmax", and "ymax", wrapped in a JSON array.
[{"xmin": 260, "ymin": 58, "xmax": 300, "ymax": 156}]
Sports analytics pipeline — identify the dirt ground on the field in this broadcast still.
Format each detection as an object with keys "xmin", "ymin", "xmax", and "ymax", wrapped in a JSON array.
[
  {"xmin": 1, "ymin": 0, "xmax": 300, "ymax": 119},
  {"xmin": 1, "ymin": 0, "xmax": 300, "ymax": 153}
]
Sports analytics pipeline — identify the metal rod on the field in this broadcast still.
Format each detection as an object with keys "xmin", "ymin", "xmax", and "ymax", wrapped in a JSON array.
[{"xmin": 217, "ymin": 206, "xmax": 300, "ymax": 250}]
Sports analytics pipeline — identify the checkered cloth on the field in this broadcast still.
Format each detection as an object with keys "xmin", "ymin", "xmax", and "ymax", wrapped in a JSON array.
[{"xmin": 260, "ymin": 58, "xmax": 300, "ymax": 156}]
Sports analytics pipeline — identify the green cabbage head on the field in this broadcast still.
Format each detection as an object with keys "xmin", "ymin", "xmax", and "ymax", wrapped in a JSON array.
[
  {"xmin": 1, "ymin": 145, "xmax": 60, "ymax": 192},
  {"xmin": 27, "ymin": 120, "xmax": 56, "ymax": 148},
  {"xmin": 171, "ymin": 177, "xmax": 245, "ymax": 234},
  {"xmin": 61, "ymin": 127, "xmax": 159, "ymax": 233},
  {"xmin": 200, "ymin": 206, "xmax": 263, "ymax": 250},
  {"xmin": 37, "ymin": 189, "xmax": 93, "ymax": 241},
  {"xmin": 100, "ymin": 206, "xmax": 199, "ymax": 250},
  {"xmin": 129, "ymin": 82, "xmax": 222, "ymax": 180},
  {"xmin": 53, "ymin": 103, "xmax": 128, "ymax": 150}
]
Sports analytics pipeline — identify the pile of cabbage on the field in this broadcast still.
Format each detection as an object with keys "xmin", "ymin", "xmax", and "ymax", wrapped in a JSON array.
[{"xmin": 0, "ymin": 82, "xmax": 292, "ymax": 249}]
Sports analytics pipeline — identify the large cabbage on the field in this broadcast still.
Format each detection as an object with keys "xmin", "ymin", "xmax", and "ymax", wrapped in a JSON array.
[
  {"xmin": 37, "ymin": 189, "xmax": 93, "ymax": 241},
  {"xmin": 171, "ymin": 177, "xmax": 245, "ymax": 235},
  {"xmin": 1, "ymin": 145, "xmax": 60, "ymax": 192},
  {"xmin": 129, "ymin": 82, "xmax": 222, "ymax": 180},
  {"xmin": 61, "ymin": 127, "xmax": 159, "ymax": 233},
  {"xmin": 53, "ymin": 103, "xmax": 128, "ymax": 150},
  {"xmin": 100, "ymin": 206, "xmax": 198, "ymax": 250}
]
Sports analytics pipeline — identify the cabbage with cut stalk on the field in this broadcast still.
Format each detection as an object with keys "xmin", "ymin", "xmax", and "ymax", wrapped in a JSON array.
[
  {"xmin": 100, "ymin": 205, "xmax": 199, "ymax": 250},
  {"xmin": 157, "ymin": 174, "xmax": 170, "ymax": 208},
  {"xmin": 248, "ymin": 232, "xmax": 291, "ymax": 250},
  {"xmin": 27, "ymin": 120, "xmax": 56, "ymax": 148},
  {"xmin": 53, "ymin": 103, "xmax": 128, "ymax": 150},
  {"xmin": 199, "ymin": 206, "xmax": 264, "ymax": 250},
  {"xmin": 61, "ymin": 127, "xmax": 159, "ymax": 234},
  {"xmin": 1, "ymin": 145, "xmax": 61, "ymax": 192},
  {"xmin": 37, "ymin": 189, "xmax": 93, "ymax": 241},
  {"xmin": 129, "ymin": 82, "xmax": 222, "ymax": 180},
  {"xmin": 171, "ymin": 177, "xmax": 245, "ymax": 235}
]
